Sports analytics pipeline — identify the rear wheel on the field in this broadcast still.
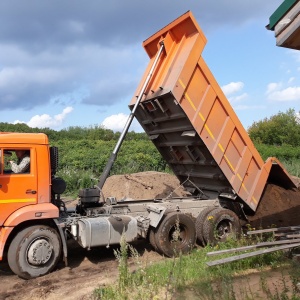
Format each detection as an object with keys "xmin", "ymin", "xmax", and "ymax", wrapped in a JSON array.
[
  {"xmin": 202, "ymin": 208, "xmax": 241, "ymax": 246},
  {"xmin": 195, "ymin": 207, "xmax": 216, "ymax": 246},
  {"xmin": 148, "ymin": 227, "xmax": 161, "ymax": 253},
  {"xmin": 8, "ymin": 225, "xmax": 62, "ymax": 279},
  {"xmin": 154, "ymin": 212, "xmax": 196, "ymax": 257}
]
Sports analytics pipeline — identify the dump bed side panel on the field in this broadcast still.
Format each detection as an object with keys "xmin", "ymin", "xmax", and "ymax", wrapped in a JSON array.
[
  {"xmin": 130, "ymin": 11, "xmax": 296, "ymax": 212},
  {"xmin": 177, "ymin": 55, "xmax": 266, "ymax": 210}
]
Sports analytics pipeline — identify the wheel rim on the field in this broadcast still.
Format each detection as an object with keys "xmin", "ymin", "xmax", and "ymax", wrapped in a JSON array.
[
  {"xmin": 215, "ymin": 220, "xmax": 233, "ymax": 240},
  {"xmin": 169, "ymin": 224, "xmax": 187, "ymax": 246},
  {"xmin": 27, "ymin": 238, "xmax": 53, "ymax": 266}
]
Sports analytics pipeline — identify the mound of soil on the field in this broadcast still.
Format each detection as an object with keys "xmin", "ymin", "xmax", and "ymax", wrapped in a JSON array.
[
  {"xmin": 102, "ymin": 171, "xmax": 189, "ymax": 200},
  {"xmin": 248, "ymin": 183, "xmax": 300, "ymax": 229}
]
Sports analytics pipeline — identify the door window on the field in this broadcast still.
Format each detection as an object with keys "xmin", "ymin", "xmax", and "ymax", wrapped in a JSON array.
[{"xmin": 3, "ymin": 149, "xmax": 31, "ymax": 174}]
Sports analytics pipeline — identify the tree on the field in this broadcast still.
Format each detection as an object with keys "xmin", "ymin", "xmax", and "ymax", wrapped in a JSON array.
[{"xmin": 248, "ymin": 109, "xmax": 300, "ymax": 146}]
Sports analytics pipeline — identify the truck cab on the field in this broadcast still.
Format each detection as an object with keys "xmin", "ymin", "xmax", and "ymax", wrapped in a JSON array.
[
  {"xmin": 0, "ymin": 133, "xmax": 61, "ymax": 278},
  {"xmin": 0, "ymin": 133, "xmax": 54, "ymax": 225}
]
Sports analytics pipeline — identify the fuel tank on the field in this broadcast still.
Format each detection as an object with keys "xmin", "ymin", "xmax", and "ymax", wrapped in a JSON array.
[{"xmin": 77, "ymin": 215, "xmax": 138, "ymax": 248}]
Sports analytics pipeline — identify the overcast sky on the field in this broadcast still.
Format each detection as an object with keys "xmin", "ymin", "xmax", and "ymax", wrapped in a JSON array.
[{"xmin": 1, "ymin": 0, "xmax": 297, "ymax": 132}]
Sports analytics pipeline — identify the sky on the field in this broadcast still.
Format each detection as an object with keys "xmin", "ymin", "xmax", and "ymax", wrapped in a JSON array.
[{"xmin": 0, "ymin": 0, "xmax": 298, "ymax": 132}]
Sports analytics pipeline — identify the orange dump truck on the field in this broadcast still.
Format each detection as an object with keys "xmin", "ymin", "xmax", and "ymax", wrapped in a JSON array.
[{"xmin": 0, "ymin": 11, "xmax": 296, "ymax": 279}]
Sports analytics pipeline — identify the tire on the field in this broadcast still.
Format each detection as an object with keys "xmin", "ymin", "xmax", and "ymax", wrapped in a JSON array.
[
  {"xmin": 195, "ymin": 207, "xmax": 216, "ymax": 246},
  {"xmin": 202, "ymin": 208, "xmax": 241, "ymax": 246},
  {"xmin": 148, "ymin": 227, "xmax": 161, "ymax": 253},
  {"xmin": 154, "ymin": 212, "xmax": 196, "ymax": 257},
  {"xmin": 8, "ymin": 225, "xmax": 62, "ymax": 279}
]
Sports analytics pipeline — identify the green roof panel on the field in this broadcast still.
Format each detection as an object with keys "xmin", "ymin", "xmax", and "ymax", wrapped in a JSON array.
[{"xmin": 268, "ymin": 0, "xmax": 298, "ymax": 30}]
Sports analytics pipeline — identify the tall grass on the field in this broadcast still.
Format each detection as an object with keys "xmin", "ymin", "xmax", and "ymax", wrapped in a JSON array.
[
  {"xmin": 57, "ymin": 167, "xmax": 98, "ymax": 196},
  {"xmin": 93, "ymin": 236, "xmax": 300, "ymax": 300},
  {"xmin": 281, "ymin": 159, "xmax": 300, "ymax": 178}
]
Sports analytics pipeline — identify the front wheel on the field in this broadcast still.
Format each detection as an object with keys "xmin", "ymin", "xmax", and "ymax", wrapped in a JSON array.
[
  {"xmin": 154, "ymin": 212, "xmax": 196, "ymax": 257},
  {"xmin": 8, "ymin": 225, "xmax": 62, "ymax": 279}
]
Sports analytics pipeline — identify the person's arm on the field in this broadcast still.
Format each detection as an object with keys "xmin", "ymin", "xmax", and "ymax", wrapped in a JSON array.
[{"xmin": 10, "ymin": 156, "xmax": 30, "ymax": 173}]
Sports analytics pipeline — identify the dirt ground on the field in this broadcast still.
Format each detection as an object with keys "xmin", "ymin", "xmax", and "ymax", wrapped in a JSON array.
[
  {"xmin": 1, "ymin": 171, "xmax": 300, "ymax": 300},
  {"xmin": 0, "ymin": 239, "xmax": 163, "ymax": 300}
]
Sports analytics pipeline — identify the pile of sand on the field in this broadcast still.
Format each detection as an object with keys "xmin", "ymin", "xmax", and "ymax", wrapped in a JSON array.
[
  {"xmin": 248, "ymin": 183, "xmax": 300, "ymax": 228},
  {"xmin": 102, "ymin": 171, "xmax": 188, "ymax": 200}
]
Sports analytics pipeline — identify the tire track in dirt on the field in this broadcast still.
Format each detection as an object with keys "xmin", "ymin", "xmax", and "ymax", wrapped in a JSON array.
[{"xmin": 0, "ymin": 239, "xmax": 163, "ymax": 300}]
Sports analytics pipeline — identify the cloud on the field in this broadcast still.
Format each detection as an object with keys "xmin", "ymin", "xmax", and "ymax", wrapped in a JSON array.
[
  {"xmin": 266, "ymin": 82, "xmax": 281, "ymax": 94},
  {"xmin": 221, "ymin": 81, "xmax": 248, "ymax": 104},
  {"xmin": 0, "ymin": 64, "xmax": 72, "ymax": 109},
  {"xmin": 0, "ymin": 44, "xmax": 141, "ymax": 110},
  {"xmin": 101, "ymin": 113, "xmax": 128, "ymax": 132},
  {"xmin": 14, "ymin": 106, "xmax": 73, "ymax": 128},
  {"xmin": 0, "ymin": 1, "xmax": 281, "ymax": 48},
  {"xmin": 266, "ymin": 81, "xmax": 300, "ymax": 101},
  {"xmin": 222, "ymin": 82, "xmax": 244, "ymax": 96},
  {"xmin": 228, "ymin": 93, "xmax": 248, "ymax": 103},
  {"xmin": 267, "ymin": 86, "xmax": 300, "ymax": 101},
  {"xmin": 101, "ymin": 113, "xmax": 143, "ymax": 132},
  {"xmin": 0, "ymin": 1, "xmax": 281, "ymax": 113}
]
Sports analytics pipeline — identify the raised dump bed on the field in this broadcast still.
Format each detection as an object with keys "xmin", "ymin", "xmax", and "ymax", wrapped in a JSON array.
[{"xmin": 130, "ymin": 11, "xmax": 296, "ymax": 213}]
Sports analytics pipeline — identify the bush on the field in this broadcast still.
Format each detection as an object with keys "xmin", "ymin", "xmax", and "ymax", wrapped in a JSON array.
[{"xmin": 248, "ymin": 109, "xmax": 300, "ymax": 146}]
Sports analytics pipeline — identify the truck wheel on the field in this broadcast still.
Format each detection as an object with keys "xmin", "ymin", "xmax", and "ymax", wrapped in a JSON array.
[
  {"xmin": 154, "ymin": 212, "xmax": 196, "ymax": 257},
  {"xmin": 148, "ymin": 227, "xmax": 161, "ymax": 253},
  {"xmin": 8, "ymin": 225, "xmax": 62, "ymax": 279},
  {"xmin": 202, "ymin": 208, "xmax": 241, "ymax": 246},
  {"xmin": 195, "ymin": 207, "xmax": 216, "ymax": 246}
]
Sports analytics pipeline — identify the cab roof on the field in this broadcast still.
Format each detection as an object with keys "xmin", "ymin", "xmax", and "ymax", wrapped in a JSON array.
[{"xmin": 0, "ymin": 132, "xmax": 49, "ymax": 145}]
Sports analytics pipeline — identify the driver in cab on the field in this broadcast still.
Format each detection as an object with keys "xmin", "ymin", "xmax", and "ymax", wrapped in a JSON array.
[{"xmin": 9, "ymin": 150, "xmax": 30, "ymax": 173}]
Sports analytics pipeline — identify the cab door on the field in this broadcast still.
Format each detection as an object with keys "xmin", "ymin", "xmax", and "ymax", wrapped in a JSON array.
[{"xmin": 0, "ymin": 147, "xmax": 38, "ymax": 226}]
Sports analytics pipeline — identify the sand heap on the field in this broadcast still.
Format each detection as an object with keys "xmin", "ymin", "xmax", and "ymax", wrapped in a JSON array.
[
  {"xmin": 102, "ymin": 171, "xmax": 188, "ymax": 201},
  {"xmin": 248, "ymin": 183, "xmax": 300, "ymax": 229}
]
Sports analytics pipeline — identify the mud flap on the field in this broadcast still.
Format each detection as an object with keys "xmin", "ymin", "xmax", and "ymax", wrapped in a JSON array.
[
  {"xmin": 147, "ymin": 204, "xmax": 167, "ymax": 228},
  {"xmin": 53, "ymin": 219, "xmax": 68, "ymax": 266}
]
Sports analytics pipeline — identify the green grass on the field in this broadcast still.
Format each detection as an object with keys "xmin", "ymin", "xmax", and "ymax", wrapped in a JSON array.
[
  {"xmin": 281, "ymin": 159, "xmax": 300, "ymax": 178},
  {"xmin": 93, "ymin": 236, "xmax": 300, "ymax": 300}
]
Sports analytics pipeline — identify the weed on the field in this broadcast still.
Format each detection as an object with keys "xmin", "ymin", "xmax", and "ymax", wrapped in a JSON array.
[{"xmin": 94, "ymin": 236, "xmax": 300, "ymax": 300}]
